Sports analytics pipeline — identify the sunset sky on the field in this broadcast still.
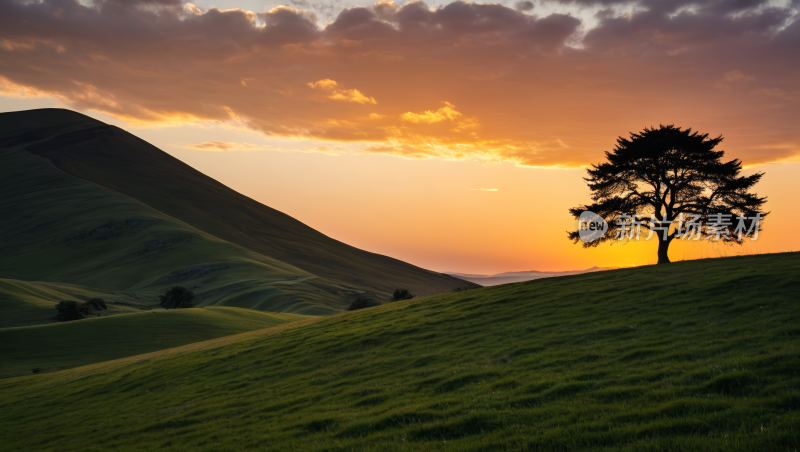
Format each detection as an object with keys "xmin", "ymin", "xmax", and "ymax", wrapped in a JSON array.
[{"xmin": 2, "ymin": 0, "xmax": 799, "ymax": 273}]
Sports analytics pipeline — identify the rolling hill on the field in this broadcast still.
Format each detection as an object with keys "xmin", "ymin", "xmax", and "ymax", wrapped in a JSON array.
[
  {"xmin": 0, "ymin": 108, "xmax": 476, "ymax": 321},
  {"xmin": 447, "ymin": 267, "xmax": 612, "ymax": 286},
  {"xmin": 0, "ymin": 307, "xmax": 309, "ymax": 379},
  {"xmin": 1, "ymin": 252, "xmax": 797, "ymax": 451}
]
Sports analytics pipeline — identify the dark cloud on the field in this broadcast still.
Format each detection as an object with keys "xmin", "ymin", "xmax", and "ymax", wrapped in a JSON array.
[
  {"xmin": 544, "ymin": 0, "xmax": 632, "ymax": 4},
  {"xmin": 435, "ymin": 1, "xmax": 529, "ymax": 34},
  {"xmin": 584, "ymin": 0, "xmax": 796, "ymax": 55},
  {"xmin": 323, "ymin": 1, "xmax": 581, "ymax": 50},
  {"xmin": 514, "ymin": 1, "xmax": 535, "ymax": 12},
  {"xmin": 257, "ymin": 7, "xmax": 319, "ymax": 45},
  {"xmin": 545, "ymin": 0, "xmax": 773, "ymax": 12},
  {"xmin": 394, "ymin": 1, "xmax": 437, "ymax": 31},
  {"xmin": 326, "ymin": 7, "xmax": 396, "ymax": 39}
]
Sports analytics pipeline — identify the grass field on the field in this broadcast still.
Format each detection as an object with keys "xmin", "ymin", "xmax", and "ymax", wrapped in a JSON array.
[
  {"xmin": 0, "ymin": 307, "xmax": 308, "ymax": 379},
  {"xmin": 1, "ymin": 252, "xmax": 797, "ymax": 451}
]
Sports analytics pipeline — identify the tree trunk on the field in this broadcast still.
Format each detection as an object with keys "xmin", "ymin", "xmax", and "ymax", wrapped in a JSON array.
[{"xmin": 657, "ymin": 237, "xmax": 672, "ymax": 264}]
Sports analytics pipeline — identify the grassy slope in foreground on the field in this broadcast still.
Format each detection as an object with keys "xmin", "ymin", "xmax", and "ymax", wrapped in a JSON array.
[
  {"xmin": 0, "ymin": 307, "xmax": 308, "ymax": 379},
  {"xmin": 1, "ymin": 252, "xmax": 798, "ymax": 451}
]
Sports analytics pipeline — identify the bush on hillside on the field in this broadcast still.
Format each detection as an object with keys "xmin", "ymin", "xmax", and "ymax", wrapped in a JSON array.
[
  {"xmin": 85, "ymin": 298, "xmax": 108, "ymax": 311},
  {"xmin": 391, "ymin": 289, "xmax": 415, "ymax": 302},
  {"xmin": 159, "ymin": 286, "xmax": 194, "ymax": 309},
  {"xmin": 348, "ymin": 298, "xmax": 379, "ymax": 311},
  {"xmin": 55, "ymin": 298, "xmax": 109, "ymax": 321},
  {"xmin": 55, "ymin": 300, "xmax": 85, "ymax": 321},
  {"xmin": 452, "ymin": 287, "xmax": 475, "ymax": 293}
]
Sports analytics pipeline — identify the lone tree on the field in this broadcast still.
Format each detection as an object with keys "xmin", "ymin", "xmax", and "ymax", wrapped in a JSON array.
[
  {"xmin": 568, "ymin": 125, "xmax": 767, "ymax": 264},
  {"xmin": 159, "ymin": 286, "xmax": 194, "ymax": 309},
  {"xmin": 85, "ymin": 298, "xmax": 108, "ymax": 311},
  {"xmin": 348, "ymin": 297, "xmax": 379, "ymax": 311},
  {"xmin": 391, "ymin": 289, "xmax": 415, "ymax": 302},
  {"xmin": 55, "ymin": 300, "xmax": 85, "ymax": 321}
]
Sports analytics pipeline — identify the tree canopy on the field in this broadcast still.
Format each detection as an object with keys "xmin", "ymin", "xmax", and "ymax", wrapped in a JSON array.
[
  {"xmin": 391, "ymin": 289, "xmax": 415, "ymax": 302},
  {"xmin": 568, "ymin": 125, "xmax": 768, "ymax": 264},
  {"xmin": 55, "ymin": 298, "xmax": 109, "ymax": 321},
  {"xmin": 159, "ymin": 286, "xmax": 195, "ymax": 309},
  {"xmin": 347, "ymin": 298, "xmax": 379, "ymax": 311},
  {"xmin": 55, "ymin": 300, "xmax": 84, "ymax": 322}
]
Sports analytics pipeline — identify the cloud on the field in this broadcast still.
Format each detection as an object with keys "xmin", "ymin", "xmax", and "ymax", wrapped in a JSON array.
[
  {"xmin": 713, "ymin": 69, "xmax": 758, "ymax": 88},
  {"xmin": 183, "ymin": 141, "xmax": 281, "ymax": 151},
  {"xmin": 0, "ymin": 0, "xmax": 798, "ymax": 167},
  {"xmin": 514, "ymin": 1, "xmax": 535, "ymax": 12},
  {"xmin": 184, "ymin": 140, "xmax": 341, "ymax": 155},
  {"xmin": 308, "ymin": 79, "xmax": 377, "ymax": 104},
  {"xmin": 401, "ymin": 102, "xmax": 462, "ymax": 124},
  {"xmin": 723, "ymin": 70, "xmax": 757, "ymax": 83},
  {"xmin": 750, "ymin": 87, "xmax": 791, "ymax": 100},
  {"xmin": 471, "ymin": 188, "xmax": 499, "ymax": 191}
]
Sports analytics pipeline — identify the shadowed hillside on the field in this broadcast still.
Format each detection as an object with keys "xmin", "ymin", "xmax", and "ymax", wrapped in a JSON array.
[
  {"xmin": 0, "ymin": 141, "xmax": 362, "ymax": 317},
  {"xmin": 0, "ymin": 307, "xmax": 308, "ymax": 379},
  {"xmin": 0, "ymin": 108, "xmax": 477, "ymax": 323},
  {"xmin": 1, "ymin": 252, "xmax": 797, "ymax": 451},
  {"xmin": 0, "ymin": 109, "xmax": 476, "ymax": 301}
]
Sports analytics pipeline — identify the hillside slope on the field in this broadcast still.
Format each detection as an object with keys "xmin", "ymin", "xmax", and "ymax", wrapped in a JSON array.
[
  {"xmin": 1, "ymin": 252, "xmax": 797, "ymax": 451},
  {"xmin": 0, "ymin": 108, "xmax": 476, "ymax": 300},
  {"xmin": 0, "ymin": 144, "xmax": 363, "ymax": 318},
  {"xmin": 0, "ymin": 307, "xmax": 308, "ymax": 379},
  {"xmin": 0, "ymin": 278, "xmax": 151, "ymax": 328},
  {"xmin": 448, "ymin": 267, "xmax": 610, "ymax": 286}
]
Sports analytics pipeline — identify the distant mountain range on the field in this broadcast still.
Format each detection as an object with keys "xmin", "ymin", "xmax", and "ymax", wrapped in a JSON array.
[
  {"xmin": 0, "ymin": 108, "xmax": 477, "ymax": 325},
  {"xmin": 447, "ymin": 267, "xmax": 614, "ymax": 286}
]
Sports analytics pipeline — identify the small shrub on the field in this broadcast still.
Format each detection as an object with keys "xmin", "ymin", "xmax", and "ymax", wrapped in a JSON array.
[
  {"xmin": 159, "ymin": 286, "xmax": 194, "ymax": 309},
  {"xmin": 55, "ymin": 300, "xmax": 85, "ymax": 321},
  {"xmin": 348, "ymin": 298, "xmax": 379, "ymax": 311},
  {"xmin": 391, "ymin": 289, "xmax": 415, "ymax": 302},
  {"xmin": 452, "ymin": 287, "xmax": 475, "ymax": 293},
  {"xmin": 31, "ymin": 368, "xmax": 41, "ymax": 374},
  {"xmin": 85, "ymin": 298, "xmax": 108, "ymax": 311}
]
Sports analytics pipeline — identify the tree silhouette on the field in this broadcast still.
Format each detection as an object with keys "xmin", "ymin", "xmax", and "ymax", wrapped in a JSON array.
[
  {"xmin": 568, "ymin": 125, "xmax": 768, "ymax": 264},
  {"xmin": 55, "ymin": 300, "xmax": 85, "ymax": 321},
  {"xmin": 391, "ymin": 289, "xmax": 415, "ymax": 301},
  {"xmin": 159, "ymin": 286, "xmax": 194, "ymax": 309},
  {"xmin": 347, "ymin": 297, "xmax": 379, "ymax": 311}
]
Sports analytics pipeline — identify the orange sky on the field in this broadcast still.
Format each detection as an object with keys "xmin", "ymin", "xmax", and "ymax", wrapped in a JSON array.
[{"xmin": 1, "ymin": 0, "xmax": 799, "ymax": 273}]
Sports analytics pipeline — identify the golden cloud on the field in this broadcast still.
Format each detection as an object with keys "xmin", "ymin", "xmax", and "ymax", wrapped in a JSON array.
[
  {"xmin": 401, "ymin": 102, "xmax": 462, "ymax": 124},
  {"xmin": 183, "ymin": 141, "xmax": 282, "ymax": 151},
  {"xmin": 308, "ymin": 79, "xmax": 377, "ymax": 105}
]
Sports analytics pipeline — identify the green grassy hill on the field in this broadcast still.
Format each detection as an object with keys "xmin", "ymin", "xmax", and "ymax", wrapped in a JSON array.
[
  {"xmin": 0, "ymin": 108, "xmax": 478, "ymax": 324},
  {"xmin": 0, "ymin": 278, "xmax": 150, "ymax": 328},
  {"xmin": 0, "ymin": 307, "xmax": 308, "ymax": 379},
  {"xmin": 1, "ymin": 108, "xmax": 476, "ymax": 305},
  {"xmin": 0, "ymin": 142, "xmax": 363, "ymax": 320},
  {"xmin": 1, "ymin": 252, "xmax": 797, "ymax": 451}
]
